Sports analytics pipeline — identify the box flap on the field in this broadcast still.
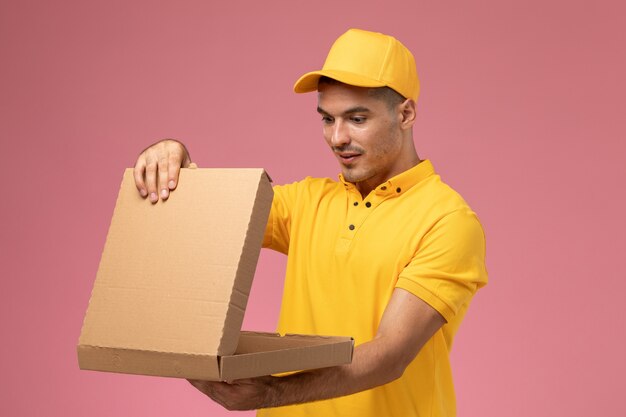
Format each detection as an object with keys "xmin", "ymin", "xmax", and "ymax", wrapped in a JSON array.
[
  {"xmin": 219, "ymin": 332, "xmax": 354, "ymax": 381},
  {"xmin": 78, "ymin": 168, "xmax": 273, "ymax": 360},
  {"xmin": 77, "ymin": 345, "xmax": 221, "ymax": 380}
]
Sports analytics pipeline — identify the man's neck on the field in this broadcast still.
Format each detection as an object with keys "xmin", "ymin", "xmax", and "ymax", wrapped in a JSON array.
[{"xmin": 355, "ymin": 157, "xmax": 422, "ymax": 198}]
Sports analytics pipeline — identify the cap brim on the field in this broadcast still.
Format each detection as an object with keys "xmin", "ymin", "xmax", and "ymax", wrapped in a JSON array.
[{"xmin": 293, "ymin": 69, "xmax": 387, "ymax": 94}]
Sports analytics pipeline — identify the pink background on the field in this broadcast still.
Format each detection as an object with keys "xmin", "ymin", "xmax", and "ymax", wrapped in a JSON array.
[{"xmin": 2, "ymin": 0, "xmax": 625, "ymax": 415}]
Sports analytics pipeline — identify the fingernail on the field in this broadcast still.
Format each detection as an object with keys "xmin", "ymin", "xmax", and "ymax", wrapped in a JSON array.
[
  {"xmin": 150, "ymin": 192, "xmax": 157, "ymax": 202},
  {"xmin": 140, "ymin": 189, "xmax": 148, "ymax": 197},
  {"xmin": 161, "ymin": 189, "xmax": 169, "ymax": 199},
  {"xmin": 168, "ymin": 180, "xmax": 176, "ymax": 189}
]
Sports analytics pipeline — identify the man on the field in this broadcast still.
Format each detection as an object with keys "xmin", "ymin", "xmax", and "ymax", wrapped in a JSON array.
[{"xmin": 133, "ymin": 28, "xmax": 487, "ymax": 417}]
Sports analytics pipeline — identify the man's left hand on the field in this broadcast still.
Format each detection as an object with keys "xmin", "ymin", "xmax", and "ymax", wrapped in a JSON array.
[{"xmin": 188, "ymin": 376, "xmax": 280, "ymax": 411}]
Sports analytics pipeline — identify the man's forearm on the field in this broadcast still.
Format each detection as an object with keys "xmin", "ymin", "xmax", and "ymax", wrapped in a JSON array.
[
  {"xmin": 188, "ymin": 289, "xmax": 445, "ymax": 411},
  {"xmin": 264, "ymin": 336, "xmax": 408, "ymax": 408}
]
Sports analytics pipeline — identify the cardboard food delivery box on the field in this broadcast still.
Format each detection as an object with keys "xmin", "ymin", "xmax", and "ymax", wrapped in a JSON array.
[{"xmin": 77, "ymin": 167, "xmax": 353, "ymax": 381}]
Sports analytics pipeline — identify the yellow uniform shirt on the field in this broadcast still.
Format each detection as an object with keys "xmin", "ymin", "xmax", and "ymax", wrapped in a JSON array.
[{"xmin": 258, "ymin": 160, "xmax": 488, "ymax": 417}]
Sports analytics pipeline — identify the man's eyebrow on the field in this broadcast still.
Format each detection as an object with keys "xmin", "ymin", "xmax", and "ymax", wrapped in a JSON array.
[{"xmin": 316, "ymin": 106, "xmax": 371, "ymax": 115}]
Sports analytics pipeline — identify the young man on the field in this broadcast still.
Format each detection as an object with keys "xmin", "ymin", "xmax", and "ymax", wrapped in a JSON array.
[{"xmin": 134, "ymin": 29, "xmax": 487, "ymax": 417}]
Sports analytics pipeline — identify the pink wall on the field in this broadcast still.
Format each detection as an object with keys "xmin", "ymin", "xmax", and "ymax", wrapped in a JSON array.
[{"xmin": 2, "ymin": 1, "xmax": 625, "ymax": 415}]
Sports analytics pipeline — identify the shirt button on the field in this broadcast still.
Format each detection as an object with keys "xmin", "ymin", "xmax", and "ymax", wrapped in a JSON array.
[
  {"xmin": 365, "ymin": 202, "xmax": 372, "ymax": 208},
  {"xmin": 396, "ymin": 187, "xmax": 401, "ymax": 193},
  {"xmin": 349, "ymin": 224, "xmax": 355, "ymax": 230},
  {"xmin": 353, "ymin": 202, "xmax": 359, "ymax": 206}
]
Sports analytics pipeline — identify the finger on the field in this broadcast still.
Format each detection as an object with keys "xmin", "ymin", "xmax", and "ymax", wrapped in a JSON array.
[
  {"xmin": 188, "ymin": 380, "xmax": 219, "ymax": 398},
  {"xmin": 157, "ymin": 156, "xmax": 170, "ymax": 200},
  {"xmin": 167, "ymin": 153, "xmax": 182, "ymax": 190},
  {"xmin": 144, "ymin": 159, "xmax": 159, "ymax": 204},
  {"xmin": 133, "ymin": 158, "xmax": 148, "ymax": 198},
  {"xmin": 188, "ymin": 379, "xmax": 205, "ymax": 392}
]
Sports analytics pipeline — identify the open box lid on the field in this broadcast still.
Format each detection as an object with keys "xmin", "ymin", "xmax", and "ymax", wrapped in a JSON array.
[{"xmin": 78, "ymin": 167, "xmax": 353, "ymax": 380}]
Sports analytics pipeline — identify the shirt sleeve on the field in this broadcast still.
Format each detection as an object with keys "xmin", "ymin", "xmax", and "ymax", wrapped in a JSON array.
[
  {"xmin": 262, "ymin": 181, "xmax": 300, "ymax": 254},
  {"xmin": 395, "ymin": 208, "xmax": 488, "ymax": 322}
]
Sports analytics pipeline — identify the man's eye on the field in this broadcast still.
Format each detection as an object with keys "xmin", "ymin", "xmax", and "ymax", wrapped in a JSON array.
[
  {"xmin": 321, "ymin": 116, "xmax": 334, "ymax": 124},
  {"xmin": 351, "ymin": 116, "xmax": 366, "ymax": 123}
]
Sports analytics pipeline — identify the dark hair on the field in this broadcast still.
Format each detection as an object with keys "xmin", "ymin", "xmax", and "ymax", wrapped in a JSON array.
[{"xmin": 318, "ymin": 76, "xmax": 406, "ymax": 109}]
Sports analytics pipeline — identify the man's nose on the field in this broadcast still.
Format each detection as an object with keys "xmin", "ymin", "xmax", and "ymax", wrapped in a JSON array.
[{"xmin": 330, "ymin": 121, "xmax": 350, "ymax": 147}]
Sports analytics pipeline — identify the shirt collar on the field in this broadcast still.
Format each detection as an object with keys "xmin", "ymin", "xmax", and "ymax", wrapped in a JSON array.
[{"xmin": 338, "ymin": 159, "xmax": 435, "ymax": 197}]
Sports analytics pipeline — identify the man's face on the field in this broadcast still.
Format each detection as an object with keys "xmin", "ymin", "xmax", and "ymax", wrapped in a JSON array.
[{"xmin": 317, "ymin": 82, "xmax": 408, "ymax": 194}]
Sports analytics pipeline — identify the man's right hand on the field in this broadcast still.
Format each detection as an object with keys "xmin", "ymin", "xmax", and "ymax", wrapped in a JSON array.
[{"xmin": 133, "ymin": 139, "xmax": 192, "ymax": 203}]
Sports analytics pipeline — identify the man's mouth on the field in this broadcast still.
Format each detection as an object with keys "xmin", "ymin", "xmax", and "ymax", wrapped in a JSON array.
[{"xmin": 336, "ymin": 152, "xmax": 362, "ymax": 164}]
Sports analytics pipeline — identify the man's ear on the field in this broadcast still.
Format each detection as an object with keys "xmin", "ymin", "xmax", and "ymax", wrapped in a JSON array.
[{"xmin": 398, "ymin": 99, "xmax": 417, "ymax": 130}]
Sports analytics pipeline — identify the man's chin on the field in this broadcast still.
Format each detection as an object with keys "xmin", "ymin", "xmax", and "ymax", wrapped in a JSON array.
[{"xmin": 341, "ymin": 168, "xmax": 364, "ymax": 184}]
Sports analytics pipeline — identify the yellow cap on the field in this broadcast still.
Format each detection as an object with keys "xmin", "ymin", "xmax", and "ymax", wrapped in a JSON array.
[{"xmin": 293, "ymin": 28, "xmax": 420, "ymax": 101}]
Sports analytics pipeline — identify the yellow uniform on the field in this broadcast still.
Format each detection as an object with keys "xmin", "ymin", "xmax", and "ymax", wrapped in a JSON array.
[{"xmin": 259, "ymin": 160, "xmax": 488, "ymax": 417}]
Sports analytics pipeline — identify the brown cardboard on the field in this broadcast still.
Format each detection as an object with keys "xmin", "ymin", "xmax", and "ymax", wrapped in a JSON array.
[{"xmin": 78, "ymin": 168, "xmax": 353, "ymax": 380}]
